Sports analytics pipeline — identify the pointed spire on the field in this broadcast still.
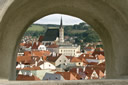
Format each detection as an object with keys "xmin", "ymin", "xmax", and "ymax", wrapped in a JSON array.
[{"xmin": 60, "ymin": 16, "xmax": 63, "ymax": 28}]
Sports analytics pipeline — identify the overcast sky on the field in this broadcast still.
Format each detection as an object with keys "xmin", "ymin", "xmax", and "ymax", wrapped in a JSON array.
[{"xmin": 34, "ymin": 14, "xmax": 84, "ymax": 25}]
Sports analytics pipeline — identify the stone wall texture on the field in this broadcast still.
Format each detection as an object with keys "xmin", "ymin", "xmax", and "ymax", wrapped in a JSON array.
[{"xmin": 0, "ymin": 0, "xmax": 128, "ymax": 83}]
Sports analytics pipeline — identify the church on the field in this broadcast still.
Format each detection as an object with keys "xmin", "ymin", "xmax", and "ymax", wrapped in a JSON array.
[
  {"xmin": 42, "ymin": 17, "xmax": 81, "ymax": 57},
  {"xmin": 42, "ymin": 17, "xmax": 64, "ymax": 45}
]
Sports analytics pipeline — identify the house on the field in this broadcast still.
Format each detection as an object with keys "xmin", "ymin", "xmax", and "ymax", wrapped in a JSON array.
[
  {"xmin": 19, "ymin": 42, "xmax": 32, "ymax": 51},
  {"xmin": 43, "ymin": 73, "xmax": 65, "ymax": 80},
  {"xmin": 47, "ymin": 54, "xmax": 70, "ymax": 66},
  {"xmin": 79, "ymin": 53, "xmax": 99, "ymax": 63},
  {"xmin": 70, "ymin": 57, "xmax": 87, "ymax": 66},
  {"xmin": 37, "ymin": 61, "xmax": 56, "ymax": 70},
  {"xmin": 58, "ymin": 44, "xmax": 81, "ymax": 57},
  {"xmin": 16, "ymin": 56, "xmax": 35, "ymax": 69}
]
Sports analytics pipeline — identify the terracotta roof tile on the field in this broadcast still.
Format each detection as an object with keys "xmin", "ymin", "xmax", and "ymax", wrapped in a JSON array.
[
  {"xmin": 97, "ymin": 54, "xmax": 105, "ymax": 60},
  {"xmin": 16, "ymin": 75, "xmax": 40, "ymax": 80},
  {"xmin": 71, "ymin": 57, "xmax": 82, "ymax": 62},
  {"xmin": 17, "ymin": 66, "xmax": 41, "ymax": 70},
  {"xmin": 32, "ymin": 42, "xmax": 41, "ymax": 49},
  {"xmin": 38, "ymin": 36, "xmax": 44, "ymax": 42},
  {"xmin": 24, "ymin": 51, "xmax": 51, "ymax": 57},
  {"xmin": 47, "ymin": 56, "xmax": 59, "ymax": 62},
  {"xmin": 24, "ymin": 42, "xmax": 32, "ymax": 48},
  {"xmin": 20, "ymin": 43, "xmax": 25, "ymax": 46},
  {"xmin": 47, "ymin": 44, "xmax": 59, "ymax": 48},
  {"xmin": 92, "ymin": 48, "xmax": 104, "ymax": 56}
]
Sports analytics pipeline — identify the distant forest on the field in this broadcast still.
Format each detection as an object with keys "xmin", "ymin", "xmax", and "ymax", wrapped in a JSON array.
[{"xmin": 24, "ymin": 22, "xmax": 101, "ymax": 44}]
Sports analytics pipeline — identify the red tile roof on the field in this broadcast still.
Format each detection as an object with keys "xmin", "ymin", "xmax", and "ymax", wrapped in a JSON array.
[
  {"xmin": 71, "ymin": 57, "xmax": 82, "ymax": 62},
  {"xmin": 69, "ymin": 68, "xmax": 84, "ymax": 74},
  {"xmin": 37, "ymin": 61, "xmax": 44, "ymax": 66},
  {"xmin": 38, "ymin": 36, "xmax": 44, "ymax": 42},
  {"xmin": 94, "ymin": 69, "xmax": 104, "ymax": 78},
  {"xmin": 16, "ymin": 75, "xmax": 40, "ymax": 81},
  {"xmin": 24, "ymin": 42, "xmax": 32, "ymax": 48},
  {"xmin": 17, "ymin": 66, "xmax": 41, "ymax": 70},
  {"xmin": 92, "ymin": 48, "xmax": 104, "ymax": 56},
  {"xmin": 31, "ymin": 51, "xmax": 51, "ymax": 57},
  {"xmin": 85, "ymin": 67, "xmax": 94, "ymax": 78},
  {"xmin": 32, "ymin": 42, "xmax": 41, "ymax": 49},
  {"xmin": 17, "ymin": 56, "xmax": 34, "ymax": 64},
  {"xmin": 47, "ymin": 44, "xmax": 59, "ymax": 48},
  {"xmin": 97, "ymin": 54, "xmax": 105, "ymax": 60},
  {"xmin": 66, "ymin": 56, "xmax": 73, "ymax": 60},
  {"xmin": 47, "ymin": 56, "xmax": 59, "ymax": 62},
  {"xmin": 24, "ymin": 51, "xmax": 51, "ymax": 57},
  {"xmin": 20, "ymin": 43, "xmax": 25, "ymax": 46}
]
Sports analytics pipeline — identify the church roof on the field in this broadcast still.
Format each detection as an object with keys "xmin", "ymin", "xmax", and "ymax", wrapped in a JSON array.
[{"xmin": 43, "ymin": 28, "xmax": 59, "ymax": 41}]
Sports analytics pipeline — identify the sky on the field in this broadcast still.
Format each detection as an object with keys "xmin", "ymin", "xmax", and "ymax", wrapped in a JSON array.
[{"xmin": 34, "ymin": 14, "xmax": 84, "ymax": 25}]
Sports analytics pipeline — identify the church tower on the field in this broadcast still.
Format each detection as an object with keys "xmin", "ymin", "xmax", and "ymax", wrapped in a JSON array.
[{"xmin": 59, "ymin": 17, "xmax": 64, "ymax": 43}]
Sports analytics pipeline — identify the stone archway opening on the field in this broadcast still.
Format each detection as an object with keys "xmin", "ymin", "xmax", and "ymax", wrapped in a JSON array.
[
  {"xmin": 16, "ymin": 13, "xmax": 106, "ymax": 81},
  {"xmin": 0, "ymin": 0, "xmax": 127, "ymax": 81}
]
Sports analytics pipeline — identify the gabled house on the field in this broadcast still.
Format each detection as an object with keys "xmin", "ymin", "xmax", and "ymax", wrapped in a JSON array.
[
  {"xmin": 47, "ymin": 54, "xmax": 70, "ymax": 66},
  {"xmin": 37, "ymin": 61, "xmax": 56, "ymax": 70},
  {"xmin": 70, "ymin": 57, "xmax": 87, "ymax": 66}
]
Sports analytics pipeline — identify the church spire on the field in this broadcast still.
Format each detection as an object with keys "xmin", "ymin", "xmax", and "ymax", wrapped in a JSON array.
[
  {"xmin": 60, "ymin": 16, "xmax": 63, "ymax": 28},
  {"xmin": 59, "ymin": 16, "xmax": 64, "ymax": 43}
]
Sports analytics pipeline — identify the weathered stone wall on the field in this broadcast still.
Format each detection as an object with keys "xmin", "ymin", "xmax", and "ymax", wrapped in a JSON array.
[
  {"xmin": 1, "ymin": 79, "xmax": 128, "ymax": 85},
  {"xmin": 0, "ymin": 0, "xmax": 128, "ymax": 81}
]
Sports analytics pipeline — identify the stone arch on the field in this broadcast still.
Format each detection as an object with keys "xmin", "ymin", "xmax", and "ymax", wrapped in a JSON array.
[{"xmin": 0, "ymin": 0, "xmax": 128, "ymax": 80}]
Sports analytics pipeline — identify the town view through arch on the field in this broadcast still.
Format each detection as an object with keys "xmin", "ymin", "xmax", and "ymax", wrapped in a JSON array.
[{"xmin": 16, "ymin": 14, "xmax": 105, "ymax": 80}]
